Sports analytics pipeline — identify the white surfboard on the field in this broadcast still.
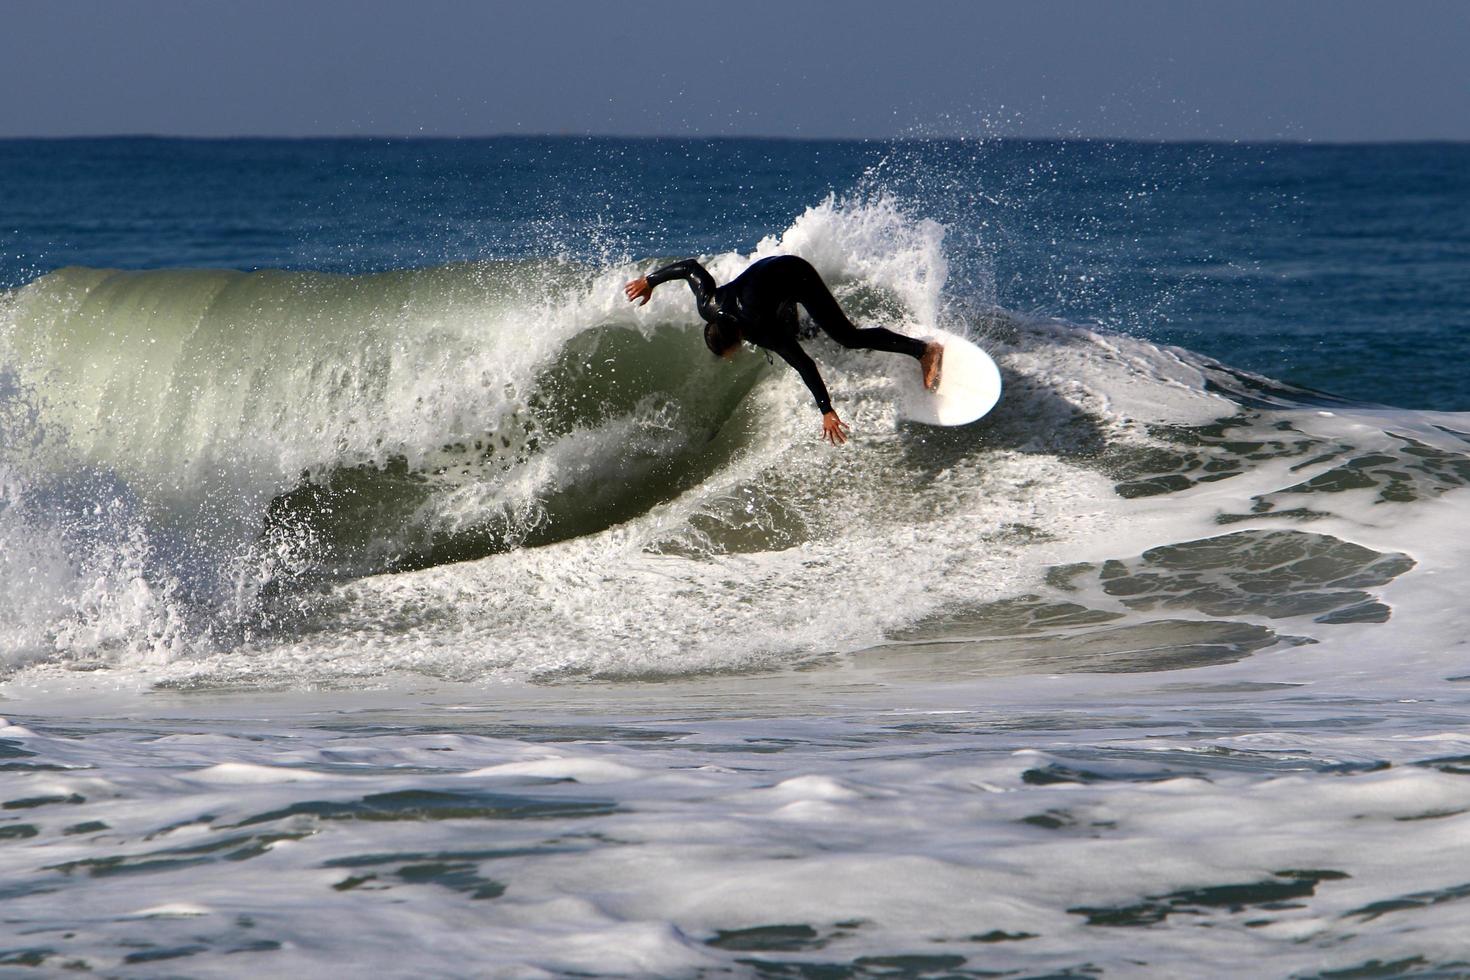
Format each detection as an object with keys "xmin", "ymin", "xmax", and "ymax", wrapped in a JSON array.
[{"xmin": 894, "ymin": 328, "xmax": 1003, "ymax": 426}]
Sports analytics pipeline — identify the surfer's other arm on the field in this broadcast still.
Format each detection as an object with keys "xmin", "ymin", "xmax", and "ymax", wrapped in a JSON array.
[
  {"xmin": 624, "ymin": 259, "xmax": 717, "ymax": 309},
  {"xmin": 773, "ymin": 340, "xmax": 849, "ymax": 445}
]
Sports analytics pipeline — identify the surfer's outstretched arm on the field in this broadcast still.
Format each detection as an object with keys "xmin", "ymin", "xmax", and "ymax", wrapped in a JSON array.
[
  {"xmin": 624, "ymin": 259, "xmax": 717, "ymax": 309},
  {"xmin": 773, "ymin": 339, "xmax": 850, "ymax": 446}
]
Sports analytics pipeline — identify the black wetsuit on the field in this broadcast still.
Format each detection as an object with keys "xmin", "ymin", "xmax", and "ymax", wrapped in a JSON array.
[{"xmin": 645, "ymin": 255, "xmax": 927, "ymax": 415}]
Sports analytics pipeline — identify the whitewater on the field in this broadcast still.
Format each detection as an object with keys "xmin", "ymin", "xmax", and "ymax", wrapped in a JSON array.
[{"xmin": 2, "ymin": 137, "xmax": 1469, "ymax": 977}]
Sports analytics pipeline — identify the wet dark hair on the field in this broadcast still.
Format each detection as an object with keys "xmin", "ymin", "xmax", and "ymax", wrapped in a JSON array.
[{"xmin": 704, "ymin": 317, "xmax": 742, "ymax": 357}]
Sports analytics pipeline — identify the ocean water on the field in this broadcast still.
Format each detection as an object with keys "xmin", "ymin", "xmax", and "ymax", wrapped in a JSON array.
[{"xmin": 1, "ymin": 137, "xmax": 1468, "ymax": 977}]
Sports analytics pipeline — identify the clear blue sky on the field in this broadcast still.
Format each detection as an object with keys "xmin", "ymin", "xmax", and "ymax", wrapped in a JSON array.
[{"xmin": 3, "ymin": 0, "xmax": 1467, "ymax": 140}]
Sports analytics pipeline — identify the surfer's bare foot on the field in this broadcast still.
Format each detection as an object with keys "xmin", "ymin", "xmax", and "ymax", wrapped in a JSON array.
[{"xmin": 920, "ymin": 342, "xmax": 943, "ymax": 390}]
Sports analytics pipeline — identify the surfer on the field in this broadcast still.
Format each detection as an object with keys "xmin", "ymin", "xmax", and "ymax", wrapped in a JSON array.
[{"xmin": 625, "ymin": 255, "xmax": 942, "ymax": 445}]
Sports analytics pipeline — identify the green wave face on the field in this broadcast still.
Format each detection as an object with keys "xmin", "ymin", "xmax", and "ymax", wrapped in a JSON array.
[{"xmin": 1, "ymin": 262, "xmax": 766, "ymax": 581}]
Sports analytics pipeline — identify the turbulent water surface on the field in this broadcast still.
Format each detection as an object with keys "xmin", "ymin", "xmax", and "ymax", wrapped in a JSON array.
[{"xmin": 1, "ymin": 138, "xmax": 1469, "ymax": 977}]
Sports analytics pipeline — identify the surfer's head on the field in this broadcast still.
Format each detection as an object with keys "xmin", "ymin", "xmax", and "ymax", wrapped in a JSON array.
[{"xmin": 704, "ymin": 318, "xmax": 742, "ymax": 359}]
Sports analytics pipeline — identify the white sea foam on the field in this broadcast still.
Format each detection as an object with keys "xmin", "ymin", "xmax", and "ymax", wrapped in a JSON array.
[{"xmin": 5, "ymin": 674, "xmax": 1470, "ymax": 976}]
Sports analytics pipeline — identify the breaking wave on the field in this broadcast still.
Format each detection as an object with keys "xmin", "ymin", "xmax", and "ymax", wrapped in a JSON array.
[{"xmin": 1, "ymin": 195, "xmax": 1465, "ymax": 684}]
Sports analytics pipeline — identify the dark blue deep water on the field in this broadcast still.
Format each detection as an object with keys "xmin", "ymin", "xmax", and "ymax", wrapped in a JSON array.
[{"xmin": 2, "ymin": 137, "xmax": 1466, "ymax": 409}]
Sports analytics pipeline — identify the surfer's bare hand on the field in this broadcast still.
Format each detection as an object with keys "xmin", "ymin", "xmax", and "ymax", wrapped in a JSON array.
[
  {"xmin": 821, "ymin": 411, "xmax": 850, "ymax": 446},
  {"xmin": 624, "ymin": 277, "xmax": 653, "ymax": 306}
]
